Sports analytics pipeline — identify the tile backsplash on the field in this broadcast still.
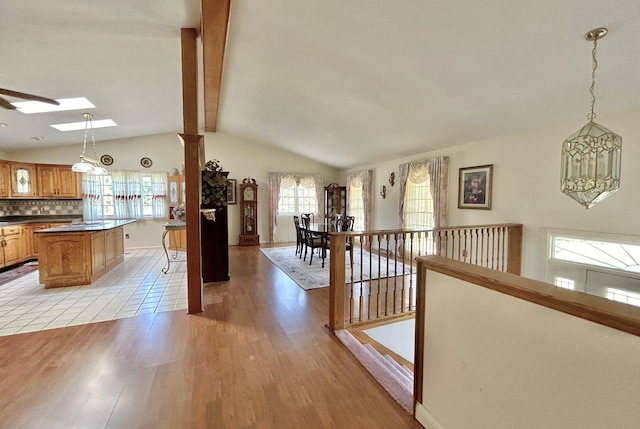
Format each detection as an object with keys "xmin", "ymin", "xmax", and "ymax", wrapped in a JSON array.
[{"xmin": 0, "ymin": 199, "xmax": 83, "ymax": 217}]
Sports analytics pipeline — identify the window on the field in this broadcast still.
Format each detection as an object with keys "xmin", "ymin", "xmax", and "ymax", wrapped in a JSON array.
[
  {"xmin": 278, "ymin": 183, "xmax": 317, "ymax": 215},
  {"xmin": 554, "ymin": 276, "xmax": 575, "ymax": 290},
  {"xmin": 547, "ymin": 230, "xmax": 640, "ymax": 306},
  {"xmin": 102, "ymin": 175, "xmax": 114, "ymax": 217},
  {"xmin": 607, "ymin": 287, "xmax": 640, "ymax": 308},
  {"xmin": 83, "ymin": 171, "xmax": 167, "ymax": 220},
  {"xmin": 269, "ymin": 172, "xmax": 323, "ymax": 243},
  {"xmin": 402, "ymin": 173, "xmax": 434, "ymax": 255},
  {"xmin": 142, "ymin": 175, "xmax": 153, "ymax": 216},
  {"xmin": 403, "ymin": 178, "xmax": 434, "ymax": 230},
  {"xmin": 551, "ymin": 236, "xmax": 640, "ymax": 274},
  {"xmin": 348, "ymin": 183, "xmax": 364, "ymax": 231}
]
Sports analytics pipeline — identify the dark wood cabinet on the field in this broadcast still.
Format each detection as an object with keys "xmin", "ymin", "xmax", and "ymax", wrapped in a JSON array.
[
  {"xmin": 324, "ymin": 182, "xmax": 347, "ymax": 224},
  {"xmin": 201, "ymin": 171, "xmax": 229, "ymax": 283}
]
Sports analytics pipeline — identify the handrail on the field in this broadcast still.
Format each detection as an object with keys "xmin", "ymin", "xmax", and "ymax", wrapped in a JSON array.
[
  {"xmin": 413, "ymin": 256, "xmax": 640, "ymax": 423},
  {"xmin": 328, "ymin": 223, "xmax": 523, "ymax": 331},
  {"xmin": 415, "ymin": 255, "xmax": 640, "ymax": 337}
]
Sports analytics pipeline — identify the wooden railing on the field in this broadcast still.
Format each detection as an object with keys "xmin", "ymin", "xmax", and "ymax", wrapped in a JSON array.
[
  {"xmin": 412, "ymin": 256, "xmax": 640, "ymax": 427},
  {"xmin": 328, "ymin": 223, "xmax": 523, "ymax": 331}
]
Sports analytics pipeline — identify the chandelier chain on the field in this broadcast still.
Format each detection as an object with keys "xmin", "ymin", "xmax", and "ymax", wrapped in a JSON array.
[
  {"xmin": 82, "ymin": 114, "xmax": 90, "ymax": 156},
  {"xmin": 90, "ymin": 119, "xmax": 98, "ymax": 159},
  {"xmin": 588, "ymin": 38, "xmax": 598, "ymax": 121}
]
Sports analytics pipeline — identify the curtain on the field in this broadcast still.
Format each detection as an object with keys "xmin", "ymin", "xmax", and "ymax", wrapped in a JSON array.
[
  {"xmin": 269, "ymin": 172, "xmax": 323, "ymax": 242},
  {"xmin": 151, "ymin": 172, "xmax": 168, "ymax": 219},
  {"xmin": 398, "ymin": 162, "xmax": 409, "ymax": 229},
  {"xmin": 112, "ymin": 170, "xmax": 144, "ymax": 219},
  {"xmin": 346, "ymin": 169, "xmax": 373, "ymax": 232},
  {"xmin": 399, "ymin": 156, "xmax": 449, "ymax": 229},
  {"xmin": 269, "ymin": 173, "xmax": 282, "ymax": 242},
  {"xmin": 428, "ymin": 157, "xmax": 449, "ymax": 227},
  {"xmin": 312, "ymin": 174, "xmax": 324, "ymax": 221},
  {"xmin": 82, "ymin": 174, "xmax": 104, "ymax": 220}
]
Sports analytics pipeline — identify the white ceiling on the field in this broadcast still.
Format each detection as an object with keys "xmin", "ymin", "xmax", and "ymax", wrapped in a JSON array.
[{"xmin": 2, "ymin": 0, "xmax": 640, "ymax": 169}]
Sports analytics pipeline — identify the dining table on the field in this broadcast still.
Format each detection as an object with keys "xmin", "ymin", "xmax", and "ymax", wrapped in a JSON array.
[{"xmin": 301, "ymin": 222, "xmax": 336, "ymax": 268}]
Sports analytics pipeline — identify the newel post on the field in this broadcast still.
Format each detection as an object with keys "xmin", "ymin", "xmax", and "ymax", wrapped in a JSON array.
[
  {"xmin": 329, "ymin": 232, "xmax": 346, "ymax": 331},
  {"xmin": 506, "ymin": 224, "xmax": 523, "ymax": 275}
]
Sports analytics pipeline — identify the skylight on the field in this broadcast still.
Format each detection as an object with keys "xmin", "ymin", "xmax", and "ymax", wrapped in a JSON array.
[
  {"xmin": 51, "ymin": 119, "xmax": 117, "ymax": 132},
  {"xmin": 12, "ymin": 97, "xmax": 95, "ymax": 114}
]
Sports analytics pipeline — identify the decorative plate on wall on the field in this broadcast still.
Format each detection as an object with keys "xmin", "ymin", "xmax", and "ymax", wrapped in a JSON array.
[
  {"xmin": 100, "ymin": 154, "xmax": 114, "ymax": 166},
  {"xmin": 140, "ymin": 157, "xmax": 153, "ymax": 168}
]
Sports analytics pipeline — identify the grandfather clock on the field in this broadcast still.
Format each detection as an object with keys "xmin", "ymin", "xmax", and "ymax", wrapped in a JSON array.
[{"xmin": 239, "ymin": 178, "xmax": 260, "ymax": 246}]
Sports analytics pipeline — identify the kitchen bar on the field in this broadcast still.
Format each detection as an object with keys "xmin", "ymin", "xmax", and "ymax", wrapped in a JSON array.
[{"xmin": 35, "ymin": 220, "xmax": 135, "ymax": 288}]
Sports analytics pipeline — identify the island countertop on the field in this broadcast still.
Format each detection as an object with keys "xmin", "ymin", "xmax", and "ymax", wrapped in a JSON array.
[
  {"xmin": 36, "ymin": 219, "xmax": 134, "ymax": 288},
  {"xmin": 35, "ymin": 219, "xmax": 136, "ymax": 233}
]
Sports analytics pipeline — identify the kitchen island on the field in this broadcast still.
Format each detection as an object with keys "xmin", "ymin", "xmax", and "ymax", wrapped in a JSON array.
[{"xmin": 35, "ymin": 220, "xmax": 135, "ymax": 288}]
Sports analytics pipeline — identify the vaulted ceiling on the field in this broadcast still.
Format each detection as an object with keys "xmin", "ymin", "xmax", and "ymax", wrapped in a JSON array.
[{"xmin": 2, "ymin": 1, "xmax": 640, "ymax": 169}]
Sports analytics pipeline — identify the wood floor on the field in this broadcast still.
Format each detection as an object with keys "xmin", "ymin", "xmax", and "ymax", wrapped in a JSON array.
[{"xmin": 0, "ymin": 246, "xmax": 422, "ymax": 429}]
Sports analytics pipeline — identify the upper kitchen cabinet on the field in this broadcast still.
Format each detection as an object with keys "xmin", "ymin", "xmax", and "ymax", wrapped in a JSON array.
[
  {"xmin": 10, "ymin": 163, "xmax": 37, "ymax": 198},
  {"xmin": 37, "ymin": 164, "xmax": 80, "ymax": 198},
  {"xmin": 0, "ymin": 162, "xmax": 11, "ymax": 198}
]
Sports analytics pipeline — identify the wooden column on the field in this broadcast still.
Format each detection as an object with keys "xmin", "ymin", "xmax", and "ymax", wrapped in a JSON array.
[
  {"xmin": 329, "ymin": 233, "xmax": 346, "ymax": 331},
  {"xmin": 179, "ymin": 134, "xmax": 204, "ymax": 314},
  {"xmin": 506, "ymin": 224, "xmax": 523, "ymax": 276},
  {"xmin": 180, "ymin": 28, "xmax": 204, "ymax": 314}
]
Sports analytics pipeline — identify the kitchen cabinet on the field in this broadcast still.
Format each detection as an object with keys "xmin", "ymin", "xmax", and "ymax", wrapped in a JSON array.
[
  {"xmin": 1, "ymin": 225, "xmax": 28, "ymax": 268},
  {"xmin": 37, "ymin": 164, "xmax": 80, "ymax": 198},
  {"xmin": 0, "ymin": 162, "xmax": 11, "ymax": 198},
  {"xmin": 167, "ymin": 175, "xmax": 186, "ymax": 250},
  {"xmin": 29, "ymin": 223, "xmax": 50, "ymax": 257},
  {"xmin": 10, "ymin": 163, "xmax": 37, "ymax": 198}
]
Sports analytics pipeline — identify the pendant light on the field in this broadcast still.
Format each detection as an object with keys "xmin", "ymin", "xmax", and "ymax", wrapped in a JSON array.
[
  {"xmin": 71, "ymin": 113, "xmax": 108, "ymax": 175},
  {"xmin": 561, "ymin": 28, "xmax": 621, "ymax": 209}
]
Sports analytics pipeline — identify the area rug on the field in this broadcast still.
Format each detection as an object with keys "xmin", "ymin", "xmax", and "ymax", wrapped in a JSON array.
[
  {"xmin": 0, "ymin": 261, "xmax": 39, "ymax": 286},
  {"xmin": 260, "ymin": 246, "xmax": 412, "ymax": 291},
  {"xmin": 335, "ymin": 329, "xmax": 414, "ymax": 414}
]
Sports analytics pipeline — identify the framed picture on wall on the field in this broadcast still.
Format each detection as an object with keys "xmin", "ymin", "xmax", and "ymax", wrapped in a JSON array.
[
  {"xmin": 458, "ymin": 164, "xmax": 493, "ymax": 210},
  {"xmin": 227, "ymin": 179, "xmax": 237, "ymax": 204}
]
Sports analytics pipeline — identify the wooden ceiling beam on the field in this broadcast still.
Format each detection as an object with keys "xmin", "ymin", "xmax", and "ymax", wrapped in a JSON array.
[{"xmin": 201, "ymin": 0, "xmax": 231, "ymax": 132}]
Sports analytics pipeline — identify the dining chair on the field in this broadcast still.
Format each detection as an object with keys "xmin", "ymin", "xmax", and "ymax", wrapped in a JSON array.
[
  {"xmin": 300, "ymin": 213, "xmax": 311, "ymax": 228},
  {"xmin": 304, "ymin": 227, "xmax": 325, "ymax": 266},
  {"xmin": 293, "ymin": 215, "xmax": 304, "ymax": 257},
  {"xmin": 335, "ymin": 215, "xmax": 355, "ymax": 267},
  {"xmin": 301, "ymin": 212, "xmax": 314, "ymax": 226}
]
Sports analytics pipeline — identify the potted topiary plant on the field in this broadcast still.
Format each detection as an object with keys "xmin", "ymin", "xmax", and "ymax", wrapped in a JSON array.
[{"xmin": 201, "ymin": 159, "xmax": 229, "ymax": 214}]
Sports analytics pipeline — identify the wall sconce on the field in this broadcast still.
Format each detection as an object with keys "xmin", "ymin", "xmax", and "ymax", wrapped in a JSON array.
[
  {"xmin": 380, "ymin": 185, "xmax": 387, "ymax": 199},
  {"xmin": 389, "ymin": 172, "xmax": 395, "ymax": 186}
]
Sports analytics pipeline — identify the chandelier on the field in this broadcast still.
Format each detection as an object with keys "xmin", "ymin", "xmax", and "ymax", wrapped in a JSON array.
[
  {"xmin": 71, "ymin": 113, "xmax": 108, "ymax": 175},
  {"xmin": 560, "ymin": 27, "xmax": 621, "ymax": 209}
]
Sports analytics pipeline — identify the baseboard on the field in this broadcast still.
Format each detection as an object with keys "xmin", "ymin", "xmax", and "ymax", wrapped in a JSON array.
[{"xmin": 415, "ymin": 403, "xmax": 446, "ymax": 429}]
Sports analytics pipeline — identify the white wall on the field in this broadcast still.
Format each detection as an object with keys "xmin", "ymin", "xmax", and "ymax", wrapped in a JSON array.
[
  {"xmin": 203, "ymin": 132, "xmax": 340, "ymax": 244},
  {"xmin": 416, "ymin": 270, "xmax": 640, "ymax": 429},
  {"xmin": 6, "ymin": 131, "xmax": 339, "ymax": 247},
  {"xmin": 341, "ymin": 108, "xmax": 640, "ymax": 280}
]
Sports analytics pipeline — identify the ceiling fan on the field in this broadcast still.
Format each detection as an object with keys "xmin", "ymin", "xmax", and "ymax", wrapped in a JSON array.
[{"xmin": 0, "ymin": 88, "xmax": 59, "ymax": 110}]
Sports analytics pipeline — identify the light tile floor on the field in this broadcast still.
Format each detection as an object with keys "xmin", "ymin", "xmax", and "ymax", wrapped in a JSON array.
[{"xmin": 0, "ymin": 248, "xmax": 187, "ymax": 337}]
